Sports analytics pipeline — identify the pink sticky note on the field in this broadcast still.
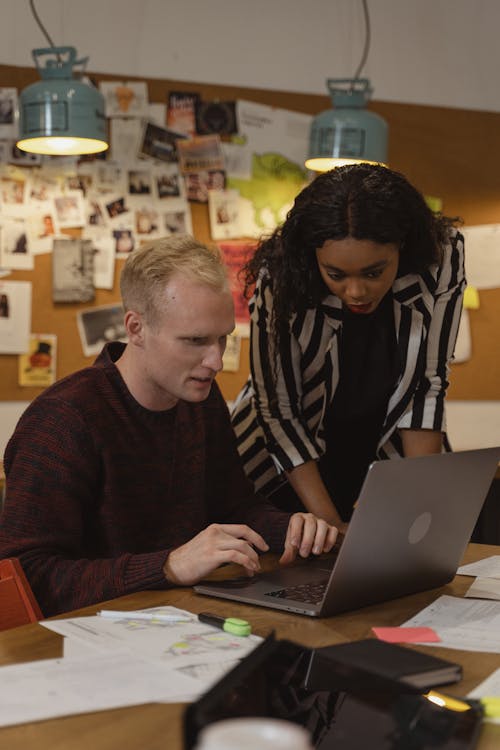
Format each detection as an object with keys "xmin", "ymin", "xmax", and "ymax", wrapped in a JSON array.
[{"xmin": 372, "ymin": 626, "xmax": 441, "ymax": 643}]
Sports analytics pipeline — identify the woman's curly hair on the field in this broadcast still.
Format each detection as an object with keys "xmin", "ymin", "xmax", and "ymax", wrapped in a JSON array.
[{"xmin": 244, "ymin": 164, "xmax": 457, "ymax": 346}]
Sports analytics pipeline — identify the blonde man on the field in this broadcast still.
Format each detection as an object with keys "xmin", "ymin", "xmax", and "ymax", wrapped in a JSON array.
[{"xmin": 0, "ymin": 236, "xmax": 337, "ymax": 616}]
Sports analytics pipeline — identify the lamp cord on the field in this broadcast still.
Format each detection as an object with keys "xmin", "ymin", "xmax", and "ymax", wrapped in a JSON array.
[
  {"xmin": 352, "ymin": 0, "xmax": 371, "ymax": 83},
  {"xmin": 29, "ymin": 0, "xmax": 57, "ymax": 49}
]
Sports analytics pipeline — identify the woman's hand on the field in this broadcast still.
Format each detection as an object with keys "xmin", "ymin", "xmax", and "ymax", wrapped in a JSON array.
[{"xmin": 279, "ymin": 512, "xmax": 339, "ymax": 565}]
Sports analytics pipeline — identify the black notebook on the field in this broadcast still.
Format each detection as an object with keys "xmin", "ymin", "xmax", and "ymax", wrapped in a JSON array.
[{"xmin": 305, "ymin": 638, "xmax": 462, "ymax": 693}]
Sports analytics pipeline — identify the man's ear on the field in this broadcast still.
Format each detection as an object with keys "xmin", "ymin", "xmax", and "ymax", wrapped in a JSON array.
[{"xmin": 124, "ymin": 309, "xmax": 145, "ymax": 345}]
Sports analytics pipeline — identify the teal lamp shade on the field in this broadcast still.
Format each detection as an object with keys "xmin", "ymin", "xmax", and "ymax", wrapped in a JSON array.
[
  {"xmin": 305, "ymin": 78, "xmax": 387, "ymax": 172},
  {"xmin": 17, "ymin": 47, "xmax": 108, "ymax": 156}
]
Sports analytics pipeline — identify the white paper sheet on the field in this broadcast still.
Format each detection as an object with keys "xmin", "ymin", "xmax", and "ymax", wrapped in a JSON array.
[
  {"xmin": 402, "ymin": 595, "xmax": 500, "ymax": 653},
  {"xmin": 0, "ymin": 279, "xmax": 31, "ymax": 353},
  {"xmin": 468, "ymin": 669, "xmax": 500, "ymax": 723},
  {"xmin": 41, "ymin": 606, "xmax": 262, "ymax": 669},
  {"xmin": 457, "ymin": 556, "xmax": 500, "ymax": 578},
  {"xmin": 465, "ymin": 578, "xmax": 500, "ymax": 600},
  {"xmin": 461, "ymin": 224, "xmax": 500, "ymax": 290},
  {"xmin": 0, "ymin": 650, "xmax": 198, "ymax": 728}
]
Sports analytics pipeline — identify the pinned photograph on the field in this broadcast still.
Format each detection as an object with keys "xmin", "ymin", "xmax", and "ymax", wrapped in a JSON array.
[
  {"xmin": 99, "ymin": 81, "xmax": 149, "ymax": 118},
  {"xmin": 52, "ymin": 238, "xmax": 95, "ymax": 303},
  {"xmin": 54, "ymin": 192, "xmax": 86, "ymax": 228},
  {"xmin": 134, "ymin": 206, "xmax": 160, "ymax": 237},
  {"xmin": 0, "ymin": 88, "xmax": 18, "ymax": 139},
  {"xmin": 184, "ymin": 169, "xmax": 226, "ymax": 203},
  {"xmin": 195, "ymin": 100, "xmax": 237, "ymax": 136},
  {"xmin": 77, "ymin": 303, "xmax": 127, "ymax": 357},
  {"xmin": 83, "ymin": 228, "xmax": 116, "ymax": 289},
  {"xmin": 94, "ymin": 163, "xmax": 126, "ymax": 195},
  {"xmin": 153, "ymin": 164, "xmax": 183, "ymax": 199},
  {"xmin": 137, "ymin": 121, "xmax": 186, "ymax": 163},
  {"xmin": 18, "ymin": 333, "xmax": 57, "ymax": 387},
  {"xmin": 128, "ymin": 168, "xmax": 152, "ymax": 195},
  {"xmin": 167, "ymin": 91, "xmax": 200, "ymax": 136},
  {"xmin": 25, "ymin": 211, "xmax": 58, "ymax": 255},
  {"xmin": 0, "ymin": 217, "xmax": 32, "ymax": 270},
  {"xmin": 112, "ymin": 228, "xmax": 135, "ymax": 256},
  {"xmin": 0, "ymin": 279, "xmax": 31, "ymax": 354},
  {"xmin": 0, "ymin": 174, "xmax": 27, "ymax": 216},
  {"xmin": 176, "ymin": 134, "xmax": 225, "ymax": 173},
  {"xmin": 208, "ymin": 189, "xmax": 241, "ymax": 240},
  {"xmin": 86, "ymin": 194, "xmax": 106, "ymax": 227},
  {"xmin": 104, "ymin": 195, "xmax": 130, "ymax": 220},
  {"xmin": 27, "ymin": 171, "xmax": 61, "ymax": 206},
  {"xmin": 218, "ymin": 240, "xmax": 257, "ymax": 336},
  {"xmin": 163, "ymin": 209, "xmax": 191, "ymax": 236}
]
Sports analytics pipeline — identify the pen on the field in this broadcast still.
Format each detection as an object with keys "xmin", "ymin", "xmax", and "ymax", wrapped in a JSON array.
[
  {"xmin": 198, "ymin": 611, "xmax": 251, "ymax": 637},
  {"xmin": 98, "ymin": 609, "xmax": 192, "ymax": 623}
]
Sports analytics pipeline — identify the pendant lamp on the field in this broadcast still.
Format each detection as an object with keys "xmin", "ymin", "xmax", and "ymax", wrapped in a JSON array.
[
  {"xmin": 17, "ymin": 46, "xmax": 108, "ymax": 156},
  {"xmin": 305, "ymin": 0, "xmax": 388, "ymax": 172},
  {"xmin": 305, "ymin": 77, "xmax": 387, "ymax": 172}
]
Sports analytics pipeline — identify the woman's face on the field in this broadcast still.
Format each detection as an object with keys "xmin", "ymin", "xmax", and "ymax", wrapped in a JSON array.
[{"xmin": 316, "ymin": 237, "xmax": 400, "ymax": 315}]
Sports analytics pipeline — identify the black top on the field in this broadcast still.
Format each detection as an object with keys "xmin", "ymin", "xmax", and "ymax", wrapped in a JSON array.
[{"xmin": 319, "ymin": 292, "xmax": 400, "ymax": 520}]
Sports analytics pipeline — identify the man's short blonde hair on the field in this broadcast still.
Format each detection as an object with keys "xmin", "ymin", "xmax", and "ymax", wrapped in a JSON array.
[{"xmin": 120, "ymin": 235, "xmax": 229, "ymax": 325}]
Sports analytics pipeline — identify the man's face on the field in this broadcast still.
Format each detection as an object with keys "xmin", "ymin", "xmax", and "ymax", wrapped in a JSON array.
[{"xmin": 135, "ymin": 274, "xmax": 235, "ymax": 410}]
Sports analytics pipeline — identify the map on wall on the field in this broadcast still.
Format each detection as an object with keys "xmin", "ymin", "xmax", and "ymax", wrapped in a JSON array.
[{"xmin": 224, "ymin": 100, "xmax": 312, "ymax": 238}]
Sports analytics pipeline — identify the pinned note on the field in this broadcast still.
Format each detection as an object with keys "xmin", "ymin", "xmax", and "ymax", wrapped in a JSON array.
[
  {"xmin": 463, "ymin": 286, "xmax": 480, "ymax": 310},
  {"xmin": 372, "ymin": 626, "xmax": 441, "ymax": 643}
]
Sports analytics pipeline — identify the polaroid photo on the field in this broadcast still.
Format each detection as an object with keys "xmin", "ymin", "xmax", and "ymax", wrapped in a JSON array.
[
  {"xmin": 77, "ymin": 303, "xmax": 127, "ymax": 358},
  {"xmin": 63, "ymin": 172, "xmax": 93, "ymax": 196},
  {"xmin": 18, "ymin": 333, "xmax": 57, "ymax": 388},
  {"xmin": 99, "ymin": 80, "xmax": 149, "ymax": 118},
  {"xmin": 152, "ymin": 163, "xmax": 184, "ymax": 200},
  {"xmin": 0, "ymin": 279, "xmax": 31, "ymax": 354},
  {"xmin": 167, "ymin": 91, "xmax": 200, "ymax": 136},
  {"xmin": 137, "ymin": 121, "xmax": 186, "ymax": 163},
  {"xmin": 0, "ymin": 217, "xmax": 32, "ymax": 270},
  {"xmin": 52, "ymin": 238, "xmax": 95, "ymax": 303},
  {"xmin": 208, "ymin": 189, "xmax": 242, "ymax": 240},
  {"xmin": 85, "ymin": 192, "xmax": 107, "ymax": 227},
  {"xmin": 83, "ymin": 227, "xmax": 116, "ymax": 290},
  {"xmin": 103, "ymin": 194, "xmax": 131, "ymax": 223},
  {"xmin": 127, "ymin": 167, "xmax": 152, "ymax": 195},
  {"xmin": 94, "ymin": 163, "xmax": 126, "ymax": 195},
  {"xmin": 162, "ymin": 206, "xmax": 193, "ymax": 237},
  {"xmin": 184, "ymin": 169, "xmax": 226, "ymax": 203},
  {"xmin": 195, "ymin": 100, "xmax": 237, "ymax": 136},
  {"xmin": 221, "ymin": 141, "xmax": 253, "ymax": 180},
  {"xmin": 53, "ymin": 192, "xmax": 86, "ymax": 228},
  {"xmin": 27, "ymin": 170, "xmax": 61, "ymax": 207},
  {"xmin": 112, "ymin": 228, "xmax": 136, "ymax": 256},
  {"xmin": 25, "ymin": 211, "xmax": 58, "ymax": 255},
  {"xmin": 176, "ymin": 134, "xmax": 225, "ymax": 174},
  {"xmin": 133, "ymin": 204, "xmax": 160, "ymax": 238},
  {"xmin": 0, "ymin": 173, "xmax": 28, "ymax": 217},
  {"xmin": 0, "ymin": 88, "xmax": 19, "ymax": 139},
  {"xmin": 110, "ymin": 118, "xmax": 143, "ymax": 163}
]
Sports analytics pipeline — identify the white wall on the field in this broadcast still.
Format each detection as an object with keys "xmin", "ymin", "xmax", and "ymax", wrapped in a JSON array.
[{"xmin": 0, "ymin": 0, "xmax": 499, "ymax": 113}]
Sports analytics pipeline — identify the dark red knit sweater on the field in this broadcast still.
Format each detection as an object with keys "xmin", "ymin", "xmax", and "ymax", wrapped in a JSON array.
[{"xmin": 0, "ymin": 343, "xmax": 290, "ymax": 616}]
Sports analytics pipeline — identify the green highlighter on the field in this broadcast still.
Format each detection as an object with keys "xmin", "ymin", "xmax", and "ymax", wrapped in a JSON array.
[{"xmin": 198, "ymin": 611, "xmax": 251, "ymax": 637}]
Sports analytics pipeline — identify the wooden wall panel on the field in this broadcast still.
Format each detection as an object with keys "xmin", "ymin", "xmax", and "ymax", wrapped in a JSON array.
[{"xmin": 0, "ymin": 64, "xmax": 498, "ymax": 402}]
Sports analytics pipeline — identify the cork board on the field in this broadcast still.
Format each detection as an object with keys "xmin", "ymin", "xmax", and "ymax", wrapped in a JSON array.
[{"xmin": 0, "ymin": 64, "xmax": 499, "ymax": 401}]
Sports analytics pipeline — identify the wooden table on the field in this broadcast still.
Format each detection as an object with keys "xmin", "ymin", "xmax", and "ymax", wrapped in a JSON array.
[{"xmin": 1, "ymin": 543, "xmax": 500, "ymax": 750}]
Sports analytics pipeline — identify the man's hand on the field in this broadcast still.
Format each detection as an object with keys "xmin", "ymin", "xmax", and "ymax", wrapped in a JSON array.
[
  {"xmin": 279, "ymin": 513, "xmax": 338, "ymax": 565},
  {"xmin": 163, "ymin": 523, "xmax": 269, "ymax": 585}
]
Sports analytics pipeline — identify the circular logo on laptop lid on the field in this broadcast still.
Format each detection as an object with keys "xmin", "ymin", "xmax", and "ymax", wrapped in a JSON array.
[{"xmin": 408, "ymin": 512, "xmax": 432, "ymax": 544}]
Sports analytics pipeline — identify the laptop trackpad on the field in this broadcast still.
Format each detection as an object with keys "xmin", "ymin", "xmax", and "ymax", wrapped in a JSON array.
[{"xmin": 205, "ymin": 554, "xmax": 336, "ymax": 590}]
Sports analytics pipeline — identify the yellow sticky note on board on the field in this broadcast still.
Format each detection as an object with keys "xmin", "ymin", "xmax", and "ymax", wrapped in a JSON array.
[{"xmin": 464, "ymin": 286, "xmax": 480, "ymax": 310}]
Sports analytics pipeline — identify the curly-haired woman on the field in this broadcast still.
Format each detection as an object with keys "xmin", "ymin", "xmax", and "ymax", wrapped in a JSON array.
[{"xmin": 231, "ymin": 164, "xmax": 465, "ymax": 533}]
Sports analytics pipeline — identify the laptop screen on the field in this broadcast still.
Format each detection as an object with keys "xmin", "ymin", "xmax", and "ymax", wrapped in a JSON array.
[{"xmin": 184, "ymin": 636, "xmax": 483, "ymax": 750}]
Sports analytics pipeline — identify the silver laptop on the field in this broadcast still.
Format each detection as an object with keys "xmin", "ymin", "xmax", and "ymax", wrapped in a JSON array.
[{"xmin": 195, "ymin": 447, "xmax": 500, "ymax": 617}]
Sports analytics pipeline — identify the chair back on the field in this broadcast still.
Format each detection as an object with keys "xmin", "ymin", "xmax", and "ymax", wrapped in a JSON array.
[{"xmin": 0, "ymin": 558, "xmax": 43, "ymax": 630}]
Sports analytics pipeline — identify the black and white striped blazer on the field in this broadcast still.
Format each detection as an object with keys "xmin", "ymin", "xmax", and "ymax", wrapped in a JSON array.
[{"xmin": 231, "ymin": 229, "xmax": 465, "ymax": 496}]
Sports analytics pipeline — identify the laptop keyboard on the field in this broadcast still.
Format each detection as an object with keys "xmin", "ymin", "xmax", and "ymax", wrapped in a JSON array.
[{"xmin": 265, "ymin": 579, "xmax": 328, "ymax": 605}]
